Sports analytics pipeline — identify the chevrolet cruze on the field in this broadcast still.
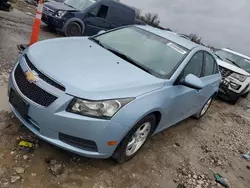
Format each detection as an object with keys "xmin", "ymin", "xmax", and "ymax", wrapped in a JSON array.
[{"xmin": 8, "ymin": 26, "xmax": 221, "ymax": 163}]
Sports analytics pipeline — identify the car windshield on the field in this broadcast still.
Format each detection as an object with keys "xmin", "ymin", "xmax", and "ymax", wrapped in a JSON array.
[
  {"xmin": 215, "ymin": 50, "xmax": 250, "ymax": 73},
  {"xmin": 92, "ymin": 26, "xmax": 189, "ymax": 78},
  {"xmin": 64, "ymin": 0, "xmax": 96, "ymax": 10}
]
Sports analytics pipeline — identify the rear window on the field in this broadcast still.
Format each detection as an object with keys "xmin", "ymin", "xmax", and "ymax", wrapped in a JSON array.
[{"xmin": 107, "ymin": 6, "xmax": 135, "ymax": 25}]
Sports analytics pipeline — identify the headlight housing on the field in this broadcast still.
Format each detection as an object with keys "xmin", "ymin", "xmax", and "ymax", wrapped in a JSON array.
[
  {"xmin": 230, "ymin": 82, "xmax": 241, "ymax": 90},
  {"xmin": 230, "ymin": 73, "xmax": 247, "ymax": 82},
  {"xmin": 67, "ymin": 98, "xmax": 134, "ymax": 119},
  {"xmin": 55, "ymin": 10, "xmax": 67, "ymax": 18}
]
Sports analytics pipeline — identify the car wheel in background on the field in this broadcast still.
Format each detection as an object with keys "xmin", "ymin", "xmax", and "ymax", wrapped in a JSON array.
[
  {"xmin": 65, "ymin": 22, "xmax": 82, "ymax": 36},
  {"xmin": 112, "ymin": 114, "xmax": 156, "ymax": 163},
  {"xmin": 229, "ymin": 95, "xmax": 240, "ymax": 105},
  {"xmin": 194, "ymin": 96, "xmax": 213, "ymax": 119}
]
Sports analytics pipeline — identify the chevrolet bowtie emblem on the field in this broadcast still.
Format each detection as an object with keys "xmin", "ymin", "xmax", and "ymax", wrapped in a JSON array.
[{"xmin": 25, "ymin": 70, "xmax": 39, "ymax": 83}]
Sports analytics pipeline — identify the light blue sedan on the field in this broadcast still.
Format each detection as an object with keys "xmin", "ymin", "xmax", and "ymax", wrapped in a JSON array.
[{"xmin": 8, "ymin": 25, "xmax": 221, "ymax": 163}]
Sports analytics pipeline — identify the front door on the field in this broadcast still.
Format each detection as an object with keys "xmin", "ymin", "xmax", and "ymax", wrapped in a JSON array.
[
  {"xmin": 161, "ymin": 51, "xmax": 205, "ymax": 128},
  {"xmin": 84, "ymin": 4, "xmax": 111, "ymax": 35}
]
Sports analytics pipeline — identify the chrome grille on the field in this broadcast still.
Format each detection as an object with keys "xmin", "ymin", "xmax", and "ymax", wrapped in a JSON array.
[
  {"xmin": 219, "ymin": 66, "xmax": 232, "ymax": 78},
  {"xmin": 24, "ymin": 55, "xmax": 65, "ymax": 91},
  {"xmin": 14, "ymin": 64, "xmax": 57, "ymax": 107}
]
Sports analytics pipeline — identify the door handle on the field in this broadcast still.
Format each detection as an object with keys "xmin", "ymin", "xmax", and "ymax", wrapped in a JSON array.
[{"xmin": 212, "ymin": 83, "xmax": 216, "ymax": 86}]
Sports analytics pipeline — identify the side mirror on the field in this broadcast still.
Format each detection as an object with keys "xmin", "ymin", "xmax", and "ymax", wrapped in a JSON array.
[
  {"xmin": 97, "ymin": 30, "xmax": 105, "ymax": 35},
  {"xmin": 182, "ymin": 74, "xmax": 204, "ymax": 90}
]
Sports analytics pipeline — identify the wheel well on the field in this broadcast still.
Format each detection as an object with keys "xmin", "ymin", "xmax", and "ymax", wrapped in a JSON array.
[{"xmin": 151, "ymin": 111, "xmax": 162, "ymax": 131}]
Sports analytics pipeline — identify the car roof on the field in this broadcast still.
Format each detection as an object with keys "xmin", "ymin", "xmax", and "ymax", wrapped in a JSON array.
[
  {"xmin": 136, "ymin": 25, "xmax": 200, "ymax": 50},
  {"xmin": 98, "ymin": 0, "xmax": 134, "ymax": 11},
  {"xmin": 222, "ymin": 48, "xmax": 250, "ymax": 59}
]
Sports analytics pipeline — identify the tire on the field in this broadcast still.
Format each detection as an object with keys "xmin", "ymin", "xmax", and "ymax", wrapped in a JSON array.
[
  {"xmin": 112, "ymin": 114, "xmax": 156, "ymax": 163},
  {"xmin": 241, "ymin": 91, "xmax": 249, "ymax": 98},
  {"xmin": 230, "ymin": 96, "xmax": 239, "ymax": 105},
  {"xmin": 64, "ymin": 22, "xmax": 82, "ymax": 37},
  {"xmin": 194, "ymin": 96, "xmax": 213, "ymax": 119}
]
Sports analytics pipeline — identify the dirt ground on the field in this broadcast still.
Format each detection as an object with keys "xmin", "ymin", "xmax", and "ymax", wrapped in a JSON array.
[{"xmin": 0, "ymin": 2, "xmax": 250, "ymax": 188}]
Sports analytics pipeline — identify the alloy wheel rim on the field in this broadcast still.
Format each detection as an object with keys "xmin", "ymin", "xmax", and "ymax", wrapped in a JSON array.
[
  {"xmin": 201, "ymin": 98, "xmax": 212, "ymax": 116},
  {"xmin": 125, "ymin": 122, "xmax": 151, "ymax": 156}
]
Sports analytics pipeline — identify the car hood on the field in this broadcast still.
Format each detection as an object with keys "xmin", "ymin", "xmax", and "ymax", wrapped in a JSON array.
[
  {"xmin": 26, "ymin": 37, "xmax": 165, "ymax": 100},
  {"xmin": 217, "ymin": 59, "xmax": 250, "ymax": 76},
  {"xmin": 43, "ymin": 1, "xmax": 77, "ymax": 12}
]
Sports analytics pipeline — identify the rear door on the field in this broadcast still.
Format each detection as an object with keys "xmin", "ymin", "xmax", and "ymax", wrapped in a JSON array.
[
  {"xmin": 108, "ymin": 5, "xmax": 135, "ymax": 29},
  {"xmin": 84, "ymin": 4, "xmax": 111, "ymax": 35}
]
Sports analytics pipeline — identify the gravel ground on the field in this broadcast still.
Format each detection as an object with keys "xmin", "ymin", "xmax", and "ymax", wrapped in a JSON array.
[{"xmin": 0, "ymin": 3, "xmax": 250, "ymax": 188}]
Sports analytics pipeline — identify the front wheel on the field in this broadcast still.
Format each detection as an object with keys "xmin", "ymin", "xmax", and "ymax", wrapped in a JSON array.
[
  {"xmin": 112, "ymin": 115, "xmax": 156, "ymax": 163},
  {"xmin": 64, "ymin": 22, "xmax": 82, "ymax": 36},
  {"xmin": 194, "ymin": 97, "xmax": 213, "ymax": 119}
]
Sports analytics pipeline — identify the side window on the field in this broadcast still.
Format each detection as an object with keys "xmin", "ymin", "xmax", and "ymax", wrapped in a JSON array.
[
  {"xmin": 203, "ymin": 52, "xmax": 217, "ymax": 76},
  {"xmin": 97, "ymin": 5, "xmax": 109, "ymax": 19},
  {"xmin": 182, "ymin": 52, "xmax": 203, "ymax": 78},
  {"xmin": 90, "ymin": 6, "xmax": 100, "ymax": 16}
]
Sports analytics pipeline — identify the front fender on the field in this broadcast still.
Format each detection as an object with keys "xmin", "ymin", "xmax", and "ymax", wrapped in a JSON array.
[{"xmin": 111, "ymin": 88, "xmax": 167, "ymax": 144}]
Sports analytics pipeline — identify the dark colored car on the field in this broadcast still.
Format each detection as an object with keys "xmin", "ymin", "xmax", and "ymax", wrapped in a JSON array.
[{"xmin": 42, "ymin": 0, "xmax": 136, "ymax": 36}]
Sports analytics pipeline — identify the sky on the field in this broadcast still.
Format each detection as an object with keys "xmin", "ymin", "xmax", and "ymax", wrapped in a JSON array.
[{"xmin": 122, "ymin": 0, "xmax": 250, "ymax": 56}]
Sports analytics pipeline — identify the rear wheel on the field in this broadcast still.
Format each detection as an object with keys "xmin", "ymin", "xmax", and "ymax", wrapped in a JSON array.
[
  {"xmin": 194, "ymin": 97, "xmax": 213, "ymax": 119},
  {"xmin": 65, "ymin": 22, "xmax": 82, "ymax": 36},
  {"xmin": 112, "ymin": 114, "xmax": 156, "ymax": 163}
]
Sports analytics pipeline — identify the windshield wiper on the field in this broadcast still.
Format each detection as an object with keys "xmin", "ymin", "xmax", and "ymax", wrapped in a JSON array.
[
  {"xmin": 106, "ymin": 48, "xmax": 153, "ymax": 74},
  {"xmin": 90, "ymin": 38, "xmax": 108, "ymax": 49},
  {"xmin": 64, "ymin": 2, "xmax": 76, "ymax": 9},
  {"xmin": 214, "ymin": 53, "xmax": 222, "ymax": 60},
  {"xmin": 90, "ymin": 38, "xmax": 153, "ymax": 74},
  {"xmin": 226, "ymin": 58, "xmax": 241, "ymax": 68}
]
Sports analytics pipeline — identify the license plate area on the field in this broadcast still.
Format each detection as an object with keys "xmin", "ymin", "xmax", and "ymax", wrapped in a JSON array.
[{"xmin": 9, "ymin": 89, "xmax": 29, "ymax": 118}]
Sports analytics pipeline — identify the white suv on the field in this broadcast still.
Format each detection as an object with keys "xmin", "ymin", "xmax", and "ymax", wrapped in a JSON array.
[{"xmin": 214, "ymin": 48, "xmax": 250, "ymax": 104}]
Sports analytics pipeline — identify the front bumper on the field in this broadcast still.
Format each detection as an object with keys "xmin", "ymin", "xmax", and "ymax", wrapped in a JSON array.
[
  {"xmin": 218, "ymin": 78, "xmax": 249, "ymax": 100},
  {"xmin": 8, "ymin": 57, "xmax": 129, "ymax": 158},
  {"xmin": 41, "ymin": 13, "xmax": 65, "ymax": 30},
  {"xmin": 219, "ymin": 83, "xmax": 239, "ymax": 101}
]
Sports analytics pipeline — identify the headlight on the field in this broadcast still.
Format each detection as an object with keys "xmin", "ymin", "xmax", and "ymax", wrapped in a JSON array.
[
  {"xmin": 230, "ymin": 82, "xmax": 241, "ymax": 90},
  {"xmin": 67, "ymin": 98, "xmax": 134, "ymax": 119},
  {"xmin": 230, "ymin": 73, "xmax": 247, "ymax": 82},
  {"xmin": 55, "ymin": 10, "xmax": 67, "ymax": 18}
]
